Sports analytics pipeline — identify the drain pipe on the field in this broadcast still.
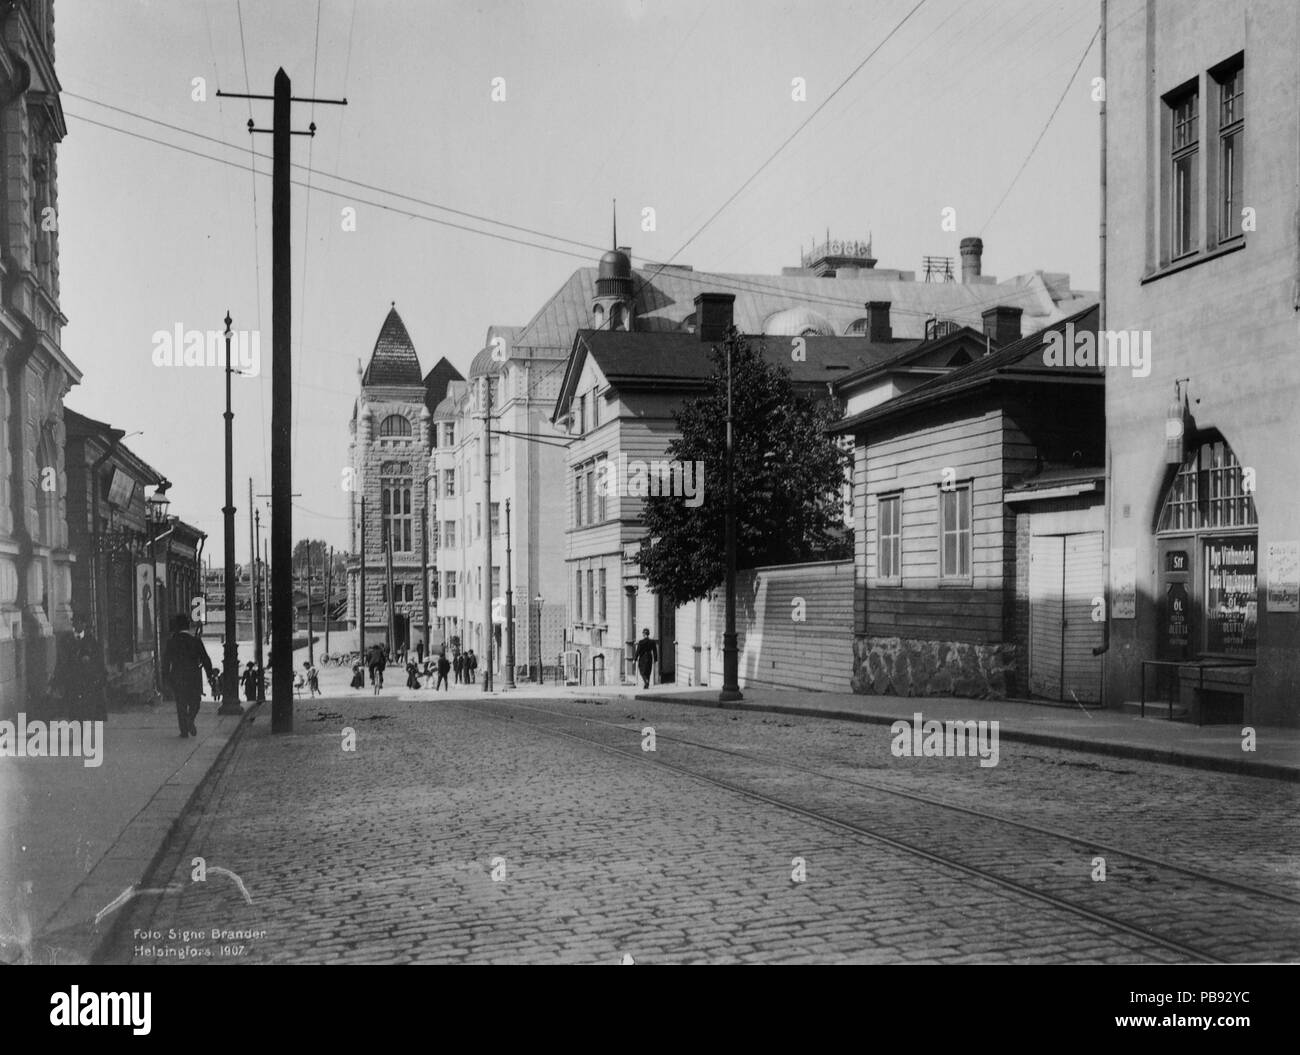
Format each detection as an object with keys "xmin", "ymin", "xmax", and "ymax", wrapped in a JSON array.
[{"xmin": 1094, "ymin": 0, "xmax": 1112, "ymax": 671}]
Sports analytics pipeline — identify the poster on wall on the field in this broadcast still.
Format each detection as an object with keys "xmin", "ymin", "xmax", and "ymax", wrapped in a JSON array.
[
  {"xmin": 135, "ymin": 562, "xmax": 156, "ymax": 650},
  {"xmin": 1204, "ymin": 538, "xmax": 1257, "ymax": 654},
  {"xmin": 1266, "ymin": 541, "xmax": 1300, "ymax": 613},
  {"xmin": 1111, "ymin": 547, "xmax": 1136, "ymax": 619}
]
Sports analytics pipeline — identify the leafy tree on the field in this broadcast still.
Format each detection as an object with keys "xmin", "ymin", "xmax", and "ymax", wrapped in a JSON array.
[{"xmin": 639, "ymin": 332, "xmax": 851, "ymax": 608}]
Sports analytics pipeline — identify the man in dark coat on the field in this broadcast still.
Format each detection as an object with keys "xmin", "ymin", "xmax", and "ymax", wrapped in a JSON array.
[
  {"xmin": 366, "ymin": 642, "xmax": 387, "ymax": 693},
  {"xmin": 240, "ymin": 661, "xmax": 258, "ymax": 702},
  {"xmin": 453, "ymin": 651, "xmax": 463, "ymax": 684},
  {"xmin": 635, "ymin": 629, "xmax": 658, "ymax": 689},
  {"xmin": 163, "ymin": 613, "xmax": 215, "ymax": 737},
  {"xmin": 435, "ymin": 651, "xmax": 450, "ymax": 691},
  {"xmin": 467, "ymin": 650, "xmax": 478, "ymax": 686}
]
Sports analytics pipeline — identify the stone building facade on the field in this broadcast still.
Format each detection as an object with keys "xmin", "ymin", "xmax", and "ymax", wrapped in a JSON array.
[
  {"xmin": 346, "ymin": 305, "xmax": 462, "ymax": 653},
  {"xmin": 0, "ymin": 1, "xmax": 76, "ymax": 714}
]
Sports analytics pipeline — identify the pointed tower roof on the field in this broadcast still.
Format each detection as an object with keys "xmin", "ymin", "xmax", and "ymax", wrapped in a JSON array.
[
  {"xmin": 423, "ymin": 356, "xmax": 466, "ymax": 416},
  {"xmin": 362, "ymin": 303, "xmax": 423, "ymax": 386}
]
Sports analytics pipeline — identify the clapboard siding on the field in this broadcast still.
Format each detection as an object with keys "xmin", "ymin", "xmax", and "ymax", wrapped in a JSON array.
[{"xmin": 856, "ymin": 401, "xmax": 1013, "ymax": 640}]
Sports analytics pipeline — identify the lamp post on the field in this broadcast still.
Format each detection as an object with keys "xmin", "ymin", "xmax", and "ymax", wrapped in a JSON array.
[
  {"xmin": 533, "ymin": 593, "xmax": 543, "ymax": 683},
  {"xmin": 504, "ymin": 498, "xmax": 515, "ymax": 689},
  {"xmin": 719, "ymin": 325, "xmax": 743, "ymax": 702},
  {"xmin": 219, "ymin": 312, "xmax": 242, "ymax": 714},
  {"xmin": 145, "ymin": 483, "xmax": 172, "ymax": 692}
]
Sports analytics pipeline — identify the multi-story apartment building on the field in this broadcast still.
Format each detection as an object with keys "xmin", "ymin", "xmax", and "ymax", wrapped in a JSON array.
[
  {"xmin": 429, "ymin": 325, "xmax": 569, "ymax": 677},
  {"xmin": 0, "ymin": 1, "xmax": 75, "ymax": 713},
  {"xmin": 1102, "ymin": 0, "xmax": 1300, "ymax": 725}
]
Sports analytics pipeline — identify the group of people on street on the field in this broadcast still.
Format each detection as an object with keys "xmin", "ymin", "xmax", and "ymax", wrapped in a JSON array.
[{"xmin": 347, "ymin": 643, "xmax": 477, "ymax": 694}]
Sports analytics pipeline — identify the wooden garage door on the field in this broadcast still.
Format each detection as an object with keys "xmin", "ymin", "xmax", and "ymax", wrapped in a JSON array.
[{"xmin": 1029, "ymin": 532, "xmax": 1104, "ymax": 703}]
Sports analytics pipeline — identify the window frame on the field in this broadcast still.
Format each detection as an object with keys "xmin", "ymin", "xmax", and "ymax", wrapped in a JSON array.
[
  {"xmin": 876, "ymin": 491, "xmax": 902, "ymax": 585},
  {"xmin": 1166, "ymin": 80, "xmax": 1200, "ymax": 262},
  {"xmin": 937, "ymin": 482, "xmax": 973, "ymax": 584}
]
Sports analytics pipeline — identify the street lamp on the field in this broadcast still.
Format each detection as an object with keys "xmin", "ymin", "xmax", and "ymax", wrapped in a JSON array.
[
  {"xmin": 533, "ymin": 593, "xmax": 544, "ymax": 683},
  {"xmin": 504, "ymin": 498, "xmax": 515, "ymax": 689},
  {"xmin": 218, "ymin": 311, "xmax": 242, "ymax": 714},
  {"xmin": 720, "ymin": 325, "xmax": 743, "ymax": 702},
  {"xmin": 145, "ymin": 482, "xmax": 172, "ymax": 692}
]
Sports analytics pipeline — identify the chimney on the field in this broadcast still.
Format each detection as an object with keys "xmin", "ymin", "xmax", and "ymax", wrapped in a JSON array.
[
  {"xmin": 959, "ymin": 237, "xmax": 983, "ymax": 283},
  {"xmin": 981, "ymin": 305, "xmax": 1022, "ymax": 345},
  {"xmin": 866, "ymin": 301, "xmax": 892, "ymax": 343},
  {"xmin": 694, "ymin": 292, "xmax": 735, "ymax": 343}
]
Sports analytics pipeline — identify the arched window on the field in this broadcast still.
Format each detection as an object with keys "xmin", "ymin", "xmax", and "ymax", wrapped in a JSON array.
[
  {"xmin": 1156, "ymin": 435, "xmax": 1257, "ymax": 658},
  {"xmin": 380, "ymin": 460, "xmax": 414, "ymax": 553},
  {"xmin": 379, "ymin": 414, "xmax": 411, "ymax": 438},
  {"xmin": 592, "ymin": 303, "xmax": 605, "ymax": 329}
]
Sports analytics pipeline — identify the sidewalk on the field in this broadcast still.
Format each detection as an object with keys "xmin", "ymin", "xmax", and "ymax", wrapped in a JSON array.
[
  {"xmin": 1, "ymin": 695, "xmax": 252, "ymax": 965},
  {"xmin": 631, "ymin": 684, "xmax": 1300, "ymax": 781}
]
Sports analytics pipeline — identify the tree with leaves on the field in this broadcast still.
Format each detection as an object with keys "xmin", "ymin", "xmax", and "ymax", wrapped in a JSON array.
[{"xmin": 639, "ymin": 332, "xmax": 851, "ymax": 608}]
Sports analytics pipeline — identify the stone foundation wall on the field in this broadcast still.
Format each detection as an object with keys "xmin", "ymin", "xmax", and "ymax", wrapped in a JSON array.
[{"xmin": 852, "ymin": 636, "xmax": 1018, "ymax": 699}]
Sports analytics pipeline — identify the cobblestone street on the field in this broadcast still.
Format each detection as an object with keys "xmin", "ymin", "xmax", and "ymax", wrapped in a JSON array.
[{"xmin": 102, "ymin": 693, "xmax": 1300, "ymax": 964}]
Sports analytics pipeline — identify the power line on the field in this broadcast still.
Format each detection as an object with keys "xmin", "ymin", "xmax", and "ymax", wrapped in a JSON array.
[{"xmin": 981, "ymin": 23, "xmax": 1101, "ymax": 234}]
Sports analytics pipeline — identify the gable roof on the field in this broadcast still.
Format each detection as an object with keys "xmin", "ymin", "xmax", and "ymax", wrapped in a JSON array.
[
  {"xmin": 554, "ymin": 329, "xmax": 908, "ymax": 419},
  {"xmin": 830, "ymin": 301, "xmax": 1102, "ymax": 435},
  {"xmin": 362, "ymin": 306, "xmax": 423, "ymax": 386}
]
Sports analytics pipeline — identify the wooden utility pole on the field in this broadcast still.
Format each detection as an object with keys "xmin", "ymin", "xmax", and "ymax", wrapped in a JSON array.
[
  {"xmin": 218, "ymin": 70, "xmax": 346, "ymax": 733},
  {"xmin": 504, "ymin": 498, "xmax": 515, "ymax": 689},
  {"xmin": 253, "ymin": 503, "xmax": 264, "ymax": 702},
  {"xmin": 306, "ymin": 543, "xmax": 314, "ymax": 665},
  {"xmin": 482, "ymin": 375, "xmax": 493, "ymax": 691},
  {"xmin": 385, "ymin": 538, "xmax": 396, "ymax": 656},
  {"xmin": 325, "ymin": 544, "xmax": 333, "ymax": 656}
]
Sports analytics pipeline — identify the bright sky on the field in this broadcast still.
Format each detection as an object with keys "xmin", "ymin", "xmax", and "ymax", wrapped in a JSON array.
[{"xmin": 55, "ymin": 0, "xmax": 1101, "ymax": 562}]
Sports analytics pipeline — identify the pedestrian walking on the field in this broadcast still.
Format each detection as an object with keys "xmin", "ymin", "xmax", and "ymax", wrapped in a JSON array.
[
  {"xmin": 406, "ymin": 660, "xmax": 421, "ymax": 690},
  {"xmin": 467, "ymin": 649, "xmax": 478, "ymax": 686},
  {"xmin": 416, "ymin": 640, "xmax": 424, "ymax": 665},
  {"xmin": 162, "ymin": 613, "xmax": 216, "ymax": 738},
  {"xmin": 303, "ymin": 660, "xmax": 321, "ymax": 697},
  {"xmin": 453, "ymin": 651, "xmax": 464, "ymax": 684},
  {"xmin": 349, "ymin": 660, "xmax": 365, "ymax": 690},
  {"xmin": 241, "ymin": 661, "xmax": 258, "ymax": 702},
  {"xmin": 635, "ymin": 628, "xmax": 658, "ymax": 689},
  {"xmin": 436, "ymin": 651, "xmax": 450, "ymax": 691}
]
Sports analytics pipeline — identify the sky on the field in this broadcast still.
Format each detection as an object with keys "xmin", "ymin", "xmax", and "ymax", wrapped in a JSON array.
[{"xmin": 54, "ymin": 0, "xmax": 1103, "ymax": 564}]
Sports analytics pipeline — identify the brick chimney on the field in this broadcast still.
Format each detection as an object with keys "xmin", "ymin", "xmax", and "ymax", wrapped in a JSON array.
[
  {"xmin": 981, "ymin": 305, "xmax": 1022, "ymax": 345},
  {"xmin": 959, "ymin": 237, "xmax": 983, "ymax": 283},
  {"xmin": 865, "ymin": 301, "xmax": 892, "ymax": 343},
  {"xmin": 694, "ymin": 293, "xmax": 735, "ymax": 343}
]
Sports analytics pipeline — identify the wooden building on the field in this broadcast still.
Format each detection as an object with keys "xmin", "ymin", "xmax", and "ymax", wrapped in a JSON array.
[{"xmin": 831, "ymin": 304, "xmax": 1105, "ymax": 700}]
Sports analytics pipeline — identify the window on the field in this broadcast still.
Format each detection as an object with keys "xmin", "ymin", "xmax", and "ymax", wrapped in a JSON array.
[
  {"xmin": 444, "ymin": 571, "xmax": 456, "ymax": 599},
  {"xmin": 1158, "ymin": 439, "xmax": 1257, "ymax": 533},
  {"xmin": 938, "ymin": 485, "xmax": 972, "ymax": 580},
  {"xmin": 575, "ymin": 570, "xmax": 583, "ymax": 622},
  {"xmin": 381, "ymin": 584, "xmax": 387, "ymax": 602},
  {"xmin": 491, "ymin": 566, "xmax": 500, "ymax": 598},
  {"xmin": 597, "ymin": 568, "xmax": 606, "ymax": 622},
  {"xmin": 594, "ymin": 455, "xmax": 607, "ymax": 522},
  {"xmin": 585, "ymin": 466, "xmax": 595, "ymax": 524},
  {"xmin": 577, "ymin": 394, "xmax": 587, "ymax": 435},
  {"xmin": 475, "ymin": 503, "xmax": 482, "ymax": 539},
  {"xmin": 1215, "ymin": 57, "xmax": 1244, "ymax": 243},
  {"xmin": 575, "ymin": 472, "xmax": 586, "ymax": 528},
  {"xmin": 444, "ymin": 423, "xmax": 455, "ymax": 447},
  {"xmin": 381, "ymin": 463, "xmax": 414, "ymax": 553},
  {"xmin": 379, "ymin": 414, "xmax": 411, "ymax": 438},
  {"xmin": 877, "ymin": 494, "xmax": 901, "ymax": 582},
  {"xmin": 443, "ymin": 520, "xmax": 456, "ymax": 549},
  {"xmin": 1169, "ymin": 85, "xmax": 1199, "ymax": 258},
  {"xmin": 586, "ymin": 570, "xmax": 594, "ymax": 624},
  {"xmin": 490, "ymin": 502, "xmax": 500, "ymax": 537},
  {"xmin": 591, "ymin": 388, "xmax": 601, "ymax": 429},
  {"xmin": 444, "ymin": 469, "xmax": 455, "ymax": 498},
  {"xmin": 477, "ymin": 567, "xmax": 482, "ymax": 601}
]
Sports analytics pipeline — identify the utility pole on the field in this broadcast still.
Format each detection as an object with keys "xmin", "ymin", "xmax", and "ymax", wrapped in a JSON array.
[
  {"xmin": 218, "ymin": 313, "xmax": 242, "ymax": 714},
  {"xmin": 325, "ymin": 544, "xmax": 333, "ymax": 657},
  {"xmin": 359, "ymin": 495, "xmax": 366, "ymax": 659},
  {"xmin": 306, "ymin": 542, "xmax": 314, "ymax": 665},
  {"xmin": 504, "ymin": 497, "xmax": 515, "ymax": 689},
  {"xmin": 482, "ymin": 374, "xmax": 493, "ymax": 691},
  {"xmin": 720, "ymin": 326, "xmax": 743, "ymax": 702},
  {"xmin": 218, "ymin": 70, "xmax": 346, "ymax": 733},
  {"xmin": 253, "ymin": 505, "xmax": 264, "ymax": 702},
  {"xmin": 384, "ymin": 538, "xmax": 396, "ymax": 655},
  {"xmin": 421, "ymin": 495, "xmax": 430, "ymax": 659}
]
